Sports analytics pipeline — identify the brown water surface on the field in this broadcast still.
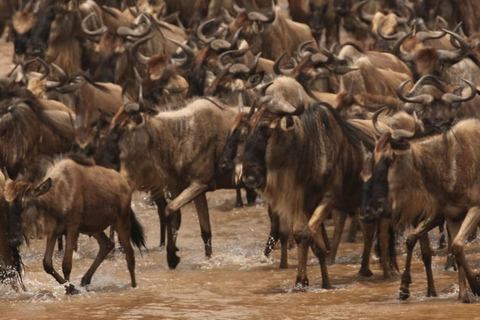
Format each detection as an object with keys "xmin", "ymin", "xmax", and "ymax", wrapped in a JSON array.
[{"xmin": 0, "ymin": 38, "xmax": 479, "ymax": 320}]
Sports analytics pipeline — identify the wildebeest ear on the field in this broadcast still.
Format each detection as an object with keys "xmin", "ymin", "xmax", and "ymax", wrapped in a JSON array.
[
  {"xmin": 279, "ymin": 115, "xmax": 294, "ymax": 131},
  {"xmin": 33, "ymin": 178, "xmax": 52, "ymax": 197},
  {"xmin": 247, "ymin": 71, "xmax": 264, "ymax": 88}
]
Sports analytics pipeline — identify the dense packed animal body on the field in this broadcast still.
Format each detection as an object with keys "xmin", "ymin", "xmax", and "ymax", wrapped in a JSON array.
[{"xmin": 2, "ymin": 0, "xmax": 480, "ymax": 305}]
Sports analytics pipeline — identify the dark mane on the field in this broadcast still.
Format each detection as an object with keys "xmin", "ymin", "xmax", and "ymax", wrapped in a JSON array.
[
  {"xmin": 66, "ymin": 152, "xmax": 96, "ymax": 166},
  {"xmin": 311, "ymin": 102, "xmax": 375, "ymax": 151}
]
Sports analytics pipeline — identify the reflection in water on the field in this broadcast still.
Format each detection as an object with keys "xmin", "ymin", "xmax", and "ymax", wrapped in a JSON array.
[{"xmin": 1, "ymin": 40, "xmax": 480, "ymax": 319}]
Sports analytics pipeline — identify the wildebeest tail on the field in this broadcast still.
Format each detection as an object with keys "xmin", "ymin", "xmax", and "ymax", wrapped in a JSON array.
[{"xmin": 130, "ymin": 208, "xmax": 146, "ymax": 251}]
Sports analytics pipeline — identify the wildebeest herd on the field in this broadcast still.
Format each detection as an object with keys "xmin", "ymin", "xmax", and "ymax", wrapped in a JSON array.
[{"xmin": 1, "ymin": 0, "xmax": 480, "ymax": 305}]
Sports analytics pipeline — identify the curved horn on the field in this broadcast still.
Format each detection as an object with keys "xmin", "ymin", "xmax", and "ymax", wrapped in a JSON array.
[
  {"xmin": 139, "ymin": 84, "xmax": 145, "ymax": 108},
  {"xmin": 377, "ymin": 18, "xmax": 406, "ymax": 41},
  {"xmin": 357, "ymin": 0, "xmax": 374, "ymax": 24},
  {"xmin": 372, "ymin": 107, "xmax": 390, "ymax": 134},
  {"xmin": 217, "ymin": 47, "xmax": 251, "ymax": 70},
  {"xmin": 46, "ymin": 63, "xmax": 68, "ymax": 90},
  {"xmin": 247, "ymin": 0, "xmax": 276, "ymax": 23},
  {"xmin": 298, "ymin": 40, "xmax": 316, "ymax": 58},
  {"xmin": 196, "ymin": 18, "xmax": 216, "ymax": 44},
  {"xmin": 229, "ymin": 27, "xmax": 243, "ymax": 50},
  {"xmin": 248, "ymin": 52, "xmax": 261, "ymax": 75},
  {"xmin": 133, "ymin": 67, "xmax": 142, "ymax": 84},
  {"xmin": 233, "ymin": 4, "xmax": 246, "ymax": 14},
  {"xmin": 415, "ymin": 30, "xmax": 447, "ymax": 42},
  {"xmin": 397, "ymin": 79, "xmax": 434, "ymax": 104},
  {"xmin": 441, "ymin": 79, "xmax": 477, "ymax": 105},
  {"xmin": 81, "ymin": 12, "xmax": 107, "ymax": 37},
  {"xmin": 391, "ymin": 112, "xmax": 420, "ymax": 140},
  {"xmin": 273, "ymin": 51, "xmax": 292, "ymax": 76},
  {"xmin": 23, "ymin": 57, "xmax": 50, "ymax": 80},
  {"xmin": 56, "ymin": 76, "xmax": 87, "ymax": 94},
  {"xmin": 117, "ymin": 14, "xmax": 152, "ymax": 38},
  {"xmin": 434, "ymin": 16, "xmax": 449, "ymax": 31},
  {"xmin": 392, "ymin": 31, "xmax": 414, "ymax": 62},
  {"xmin": 437, "ymin": 29, "xmax": 468, "ymax": 64},
  {"xmin": 168, "ymin": 38, "xmax": 195, "ymax": 67},
  {"xmin": 131, "ymin": 35, "xmax": 154, "ymax": 65},
  {"xmin": 259, "ymin": 81, "xmax": 273, "ymax": 95}
]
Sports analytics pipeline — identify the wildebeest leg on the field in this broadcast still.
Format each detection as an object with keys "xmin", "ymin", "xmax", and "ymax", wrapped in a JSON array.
[
  {"xmin": 43, "ymin": 234, "xmax": 67, "ymax": 285},
  {"xmin": 438, "ymin": 223, "xmax": 446, "ymax": 250},
  {"xmin": 444, "ymin": 224, "xmax": 456, "ymax": 271},
  {"xmin": 165, "ymin": 182, "xmax": 208, "ymax": 216},
  {"xmin": 193, "ymin": 193, "xmax": 212, "ymax": 258},
  {"xmin": 327, "ymin": 210, "xmax": 347, "ymax": 264},
  {"xmin": 452, "ymin": 207, "xmax": 480, "ymax": 301},
  {"xmin": 293, "ymin": 213, "xmax": 310, "ymax": 291},
  {"xmin": 264, "ymin": 206, "xmax": 279, "ymax": 258},
  {"xmin": 81, "ymin": 232, "xmax": 114, "ymax": 287},
  {"xmin": 311, "ymin": 224, "xmax": 331, "ymax": 289},
  {"xmin": 154, "ymin": 196, "xmax": 168, "ymax": 247},
  {"xmin": 63, "ymin": 228, "xmax": 80, "ymax": 295},
  {"xmin": 166, "ymin": 213, "xmax": 181, "ymax": 269},
  {"xmin": 278, "ymin": 214, "xmax": 290, "ymax": 269},
  {"xmin": 116, "ymin": 219, "xmax": 137, "ymax": 288},
  {"xmin": 418, "ymin": 234, "xmax": 436, "ymax": 297},
  {"xmin": 358, "ymin": 220, "xmax": 374, "ymax": 277},
  {"xmin": 302, "ymin": 201, "xmax": 332, "ymax": 240},
  {"xmin": 62, "ymin": 228, "xmax": 79, "ymax": 282},
  {"xmin": 448, "ymin": 221, "xmax": 468, "ymax": 302},
  {"xmin": 57, "ymin": 236, "xmax": 63, "ymax": 251},
  {"xmin": 245, "ymin": 188, "xmax": 257, "ymax": 204},
  {"xmin": 109, "ymin": 226, "xmax": 115, "ymax": 247},
  {"xmin": 399, "ymin": 217, "xmax": 440, "ymax": 300},
  {"xmin": 235, "ymin": 188, "xmax": 243, "ymax": 207},
  {"xmin": 347, "ymin": 217, "xmax": 360, "ymax": 243},
  {"xmin": 378, "ymin": 218, "xmax": 392, "ymax": 278}
]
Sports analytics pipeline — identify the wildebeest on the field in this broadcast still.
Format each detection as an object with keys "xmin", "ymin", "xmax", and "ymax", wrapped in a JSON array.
[
  {"xmin": 0, "ymin": 86, "xmax": 74, "ymax": 178},
  {"xmin": 106, "ymin": 97, "xmax": 241, "ymax": 268},
  {"xmin": 241, "ymin": 92, "xmax": 379, "ymax": 289},
  {"xmin": 0, "ymin": 171, "xmax": 24, "ymax": 291},
  {"xmin": 362, "ymin": 115, "xmax": 480, "ymax": 303},
  {"xmin": 4, "ymin": 155, "xmax": 145, "ymax": 293},
  {"xmin": 228, "ymin": 2, "xmax": 317, "ymax": 60}
]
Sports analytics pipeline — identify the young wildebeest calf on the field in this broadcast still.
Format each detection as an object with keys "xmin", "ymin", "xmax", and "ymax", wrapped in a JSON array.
[{"xmin": 4, "ymin": 155, "xmax": 145, "ymax": 293}]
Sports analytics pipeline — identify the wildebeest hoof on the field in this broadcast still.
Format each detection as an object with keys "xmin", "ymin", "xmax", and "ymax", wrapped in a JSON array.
[
  {"xmin": 358, "ymin": 269, "xmax": 373, "ymax": 277},
  {"xmin": 460, "ymin": 293, "xmax": 470, "ymax": 303},
  {"xmin": 399, "ymin": 289, "xmax": 410, "ymax": 300},
  {"xmin": 444, "ymin": 255, "xmax": 457, "ymax": 271},
  {"xmin": 427, "ymin": 290, "xmax": 437, "ymax": 297},
  {"xmin": 235, "ymin": 201, "xmax": 244, "ymax": 208},
  {"xmin": 292, "ymin": 283, "xmax": 308, "ymax": 292},
  {"xmin": 65, "ymin": 283, "xmax": 81, "ymax": 295},
  {"xmin": 167, "ymin": 253, "xmax": 180, "ymax": 269}
]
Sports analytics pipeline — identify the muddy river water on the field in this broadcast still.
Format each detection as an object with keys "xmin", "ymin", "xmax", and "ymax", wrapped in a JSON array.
[{"xmin": 1, "ymin": 38, "xmax": 480, "ymax": 320}]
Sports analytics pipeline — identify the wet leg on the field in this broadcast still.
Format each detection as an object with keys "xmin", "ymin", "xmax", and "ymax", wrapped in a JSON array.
[
  {"xmin": 43, "ymin": 234, "xmax": 67, "ymax": 284},
  {"xmin": 327, "ymin": 210, "xmax": 347, "ymax": 264},
  {"xmin": 358, "ymin": 220, "xmax": 374, "ymax": 277},
  {"xmin": 264, "ymin": 207, "xmax": 279, "ymax": 258},
  {"xmin": 116, "ymin": 222, "xmax": 137, "ymax": 288},
  {"xmin": 419, "ymin": 234, "xmax": 436, "ymax": 297},
  {"xmin": 81, "ymin": 232, "xmax": 114, "ymax": 287},
  {"xmin": 194, "ymin": 193, "xmax": 212, "ymax": 258}
]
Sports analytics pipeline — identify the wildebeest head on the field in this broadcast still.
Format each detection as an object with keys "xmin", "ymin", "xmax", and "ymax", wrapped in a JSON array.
[
  {"xmin": 206, "ymin": 53, "xmax": 263, "ymax": 103},
  {"xmin": 309, "ymin": 0, "xmax": 329, "ymax": 38},
  {"xmin": 26, "ymin": 4, "xmax": 60, "ymax": 58},
  {"xmin": 392, "ymin": 29, "xmax": 469, "ymax": 79},
  {"xmin": 360, "ymin": 108, "xmax": 420, "ymax": 221},
  {"xmin": 4, "ymin": 177, "xmax": 52, "ymax": 247},
  {"xmin": 11, "ymin": 6, "xmax": 37, "ymax": 58},
  {"xmin": 227, "ymin": 1, "xmax": 276, "ymax": 53},
  {"xmin": 219, "ymin": 97, "xmax": 257, "ymax": 173},
  {"xmin": 397, "ymin": 77, "xmax": 477, "ymax": 132},
  {"xmin": 242, "ymin": 93, "xmax": 305, "ymax": 189}
]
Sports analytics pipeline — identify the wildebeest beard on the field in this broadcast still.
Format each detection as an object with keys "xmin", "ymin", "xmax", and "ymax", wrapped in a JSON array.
[
  {"xmin": 360, "ymin": 156, "xmax": 391, "ymax": 222},
  {"xmin": 242, "ymin": 122, "xmax": 270, "ymax": 190}
]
